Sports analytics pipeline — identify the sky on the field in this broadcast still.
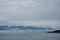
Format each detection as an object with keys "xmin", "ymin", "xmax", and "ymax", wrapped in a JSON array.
[{"xmin": 0, "ymin": 0, "xmax": 60, "ymax": 27}]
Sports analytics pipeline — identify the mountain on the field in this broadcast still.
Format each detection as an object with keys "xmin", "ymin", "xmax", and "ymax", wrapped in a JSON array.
[
  {"xmin": 24, "ymin": 26, "xmax": 46, "ymax": 30},
  {"xmin": 0, "ymin": 25, "xmax": 8, "ymax": 30},
  {"xmin": 9, "ymin": 26, "xmax": 24, "ymax": 29},
  {"xmin": 0, "ymin": 25, "xmax": 54, "ymax": 30},
  {"xmin": 46, "ymin": 27, "xmax": 54, "ymax": 30}
]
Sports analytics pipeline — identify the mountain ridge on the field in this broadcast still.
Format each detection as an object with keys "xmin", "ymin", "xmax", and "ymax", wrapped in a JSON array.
[{"xmin": 0, "ymin": 25, "xmax": 54, "ymax": 30}]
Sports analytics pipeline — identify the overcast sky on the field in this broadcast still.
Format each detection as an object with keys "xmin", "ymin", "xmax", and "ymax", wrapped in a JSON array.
[{"xmin": 0, "ymin": 0, "xmax": 60, "ymax": 26}]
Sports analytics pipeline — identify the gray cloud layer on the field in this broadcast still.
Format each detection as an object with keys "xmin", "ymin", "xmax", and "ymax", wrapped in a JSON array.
[
  {"xmin": 0, "ymin": 0, "xmax": 60, "ymax": 26},
  {"xmin": 0, "ymin": 0, "xmax": 60, "ymax": 21}
]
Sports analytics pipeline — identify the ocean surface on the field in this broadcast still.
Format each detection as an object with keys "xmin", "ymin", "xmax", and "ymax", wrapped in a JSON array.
[{"xmin": 0, "ymin": 29, "xmax": 60, "ymax": 40}]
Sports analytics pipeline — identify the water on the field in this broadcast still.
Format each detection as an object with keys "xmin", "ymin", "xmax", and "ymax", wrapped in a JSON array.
[{"xmin": 0, "ymin": 30, "xmax": 60, "ymax": 40}]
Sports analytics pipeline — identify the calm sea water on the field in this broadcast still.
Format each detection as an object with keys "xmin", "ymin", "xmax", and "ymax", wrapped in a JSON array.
[{"xmin": 0, "ymin": 30, "xmax": 60, "ymax": 40}]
